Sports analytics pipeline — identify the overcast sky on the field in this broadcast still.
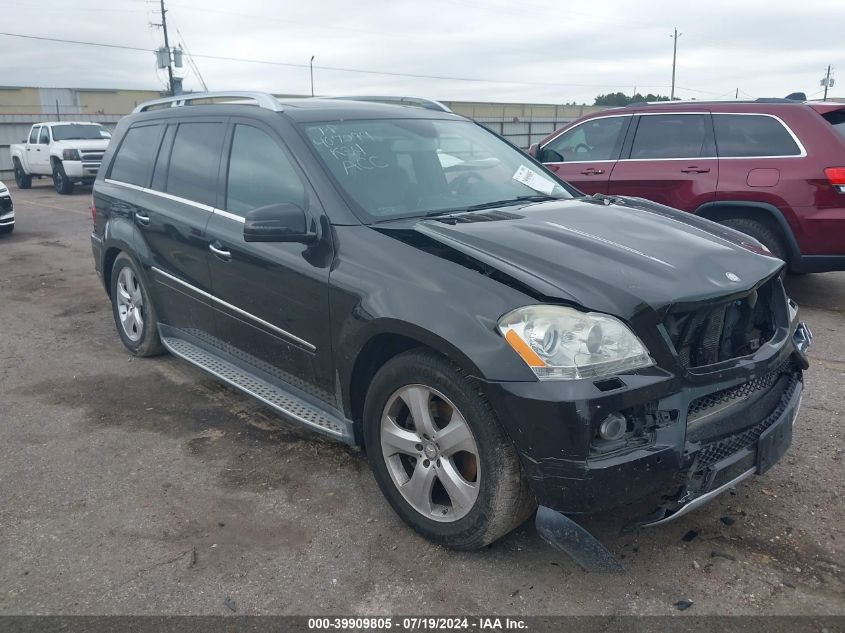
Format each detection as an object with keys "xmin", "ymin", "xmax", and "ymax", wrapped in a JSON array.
[{"xmin": 0, "ymin": 0, "xmax": 842, "ymax": 104}]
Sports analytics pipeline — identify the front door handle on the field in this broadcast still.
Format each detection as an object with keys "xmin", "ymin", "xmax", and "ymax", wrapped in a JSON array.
[
  {"xmin": 681, "ymin": 166, "xmax": 711, "ymax": 173},
  {"xmin": 135, "ymin": 211, "xmax": 150, "ymax": 226},
  {"xmin": 580, "ymin": 167, "xmax": 605, "ymax": 175},
  {"xmin": 209, "ymin": 242, "xmax": 232, "ymax": 261}
]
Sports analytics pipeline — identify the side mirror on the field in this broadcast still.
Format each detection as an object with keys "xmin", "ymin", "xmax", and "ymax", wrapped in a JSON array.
[
  {"xmin": 528, "ymin": 143, "xmax": 539, "ymax": 158},
  {"xmin": 243, "ymin": 203, "xmax": 316, "ymax": 243}
]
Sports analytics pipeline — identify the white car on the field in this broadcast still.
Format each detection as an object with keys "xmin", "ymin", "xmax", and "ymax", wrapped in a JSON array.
[
  {"xmin": 0, "ymin": 181, "xmax": 14, "ymax": 234},
  {"xmin": 9, "ymin": 122, "xmax": 111, "ymax": 195}
]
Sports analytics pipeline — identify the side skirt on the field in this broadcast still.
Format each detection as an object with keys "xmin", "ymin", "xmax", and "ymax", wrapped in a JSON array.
[{"xmin": 159, "ymin": 331, "xmax": 355, "ymax": 444}]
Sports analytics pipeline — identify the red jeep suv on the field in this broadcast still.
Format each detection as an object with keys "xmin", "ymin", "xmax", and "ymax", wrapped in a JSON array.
[{"xmin": 530, "ymin": 99, "xmax": 845, "ymax": 273}]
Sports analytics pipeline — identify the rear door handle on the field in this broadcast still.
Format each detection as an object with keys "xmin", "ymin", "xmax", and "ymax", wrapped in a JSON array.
[
  {"xmin": 134, "ymin": 211, "xmax": 150, "ymax": 226},
  {"xmin": 681, "ymin": 166, "xmax": 711, "ymax": 173},
  {"xmin": 209, "ymin": 242, "xmax": 232, "ymax": 261},
  {"xmin": 580, "ymin": 167, "xmax": 606, "ymax": 175}
]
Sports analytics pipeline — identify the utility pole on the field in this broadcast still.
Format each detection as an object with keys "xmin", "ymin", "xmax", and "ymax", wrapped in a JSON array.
[
  {"xmin": 670, "ymin": 28, "xmax": 682, "ymax": 100},
  {"xmin": 735, "ymin": 88, "xmax": 739, "ymax": 99},
  {"xmin": 822, "ymin": 65, "xmax": 832, "ymax": 101},
  {"xmin": 310, "ymin": 55, "xmax": 315, "ymax": 97},
  {"xmin": 159, "ymin": 0, "xmax": 174, "ymax": 96}
]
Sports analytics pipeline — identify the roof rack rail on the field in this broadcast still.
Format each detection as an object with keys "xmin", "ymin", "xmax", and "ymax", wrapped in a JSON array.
[
  {"xmin": 323, "ymin": 95, "xmax": 452, "ymax": 112},
  {"xmin": 133, "ymin": 91, "xmax": 284, "ymax": 114}
]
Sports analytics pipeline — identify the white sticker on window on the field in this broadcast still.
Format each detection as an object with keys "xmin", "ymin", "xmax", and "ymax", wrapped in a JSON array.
[{"xmin": 512, "ymin": 165, "xmax": 556, "ymax": 195}]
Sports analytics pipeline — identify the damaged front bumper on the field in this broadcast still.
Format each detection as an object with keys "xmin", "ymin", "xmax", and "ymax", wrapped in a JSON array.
[{"xmin": 484, "ymin": 318, "xmax": 812, "ymax": 525}]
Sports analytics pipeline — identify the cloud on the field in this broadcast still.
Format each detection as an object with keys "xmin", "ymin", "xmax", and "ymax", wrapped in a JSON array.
[{"xmin": 0, "ymin": 0, "xmax": 840, "ymax": 103}]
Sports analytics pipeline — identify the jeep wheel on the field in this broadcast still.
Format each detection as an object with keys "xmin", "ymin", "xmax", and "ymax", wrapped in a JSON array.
[
  {"xmin": 720, "ymin": 218, "xmax": 787, "ymax": 263},
  {"xmin": 363, "ymin": 349, "xmax": 535, "ymax": 550},
  {"xmin": 52, "ymin": 162, "xmax": 74, "ymax": 195},
  {"xmin": 109, "ymin": 254, "xmax": 164, "ymax": 356},
  {"xmin": 14, "ymin": 161, "xmax": 32, "ymax": 189}
]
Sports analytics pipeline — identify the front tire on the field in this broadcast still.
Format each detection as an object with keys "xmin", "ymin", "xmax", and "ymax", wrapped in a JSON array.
[
  {"xmin": 0, "ymin": 224, "xmax": 13, "ymax": 235},
  {"xmin": 14, "ymin": 161, "xmax": 32, "ymax": 189},
  {"xmin": 109, "ymin": 253, "xmax": 164, "ymax": 356},
  {"xmin": 52, "ymin": 162, "xmax": 74, "ymax": 195},
  {"xmin": 363, "ymin": 349, "xmax": 535, "ymax": 550}
]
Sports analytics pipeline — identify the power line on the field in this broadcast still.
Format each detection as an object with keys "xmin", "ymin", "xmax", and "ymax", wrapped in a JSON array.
[
  {"xmin": 175, "ymin": 25, "xmax": 208, "ymax": 91},
  {"xmin": 0, "ymin": 30, "xmax": 724, "ymax": 95}
]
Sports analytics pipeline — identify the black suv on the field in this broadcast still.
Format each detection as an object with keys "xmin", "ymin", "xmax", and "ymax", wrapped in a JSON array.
[{"xmin": 91, "ymin": 92, "xmax": 812, "ymax": 559}]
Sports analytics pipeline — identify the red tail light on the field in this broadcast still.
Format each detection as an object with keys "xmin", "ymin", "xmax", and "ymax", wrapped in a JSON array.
[
  {"xmin": 825, "ymin": 167, "xmax": 845, "ymax": 191},
  {"xmin": 90, "ymin": 198, "xmax": 97, "ymax": 223}
]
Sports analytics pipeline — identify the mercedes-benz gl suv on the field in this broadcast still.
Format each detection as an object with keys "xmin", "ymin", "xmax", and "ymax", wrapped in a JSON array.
[{"xmin": 90, "ymin": 92, "xmax": 812, "ymax": 561}]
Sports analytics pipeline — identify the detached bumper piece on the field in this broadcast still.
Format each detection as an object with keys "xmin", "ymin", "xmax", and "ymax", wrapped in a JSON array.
[{"xmin": 535, "ymin": 506, "xmax": 624, "ymax": 573}]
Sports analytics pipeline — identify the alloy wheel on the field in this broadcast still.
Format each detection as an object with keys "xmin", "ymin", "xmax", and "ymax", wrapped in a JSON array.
[
  {"xmin": 380, "ymin": 385, "xmax": 480, "ymax": 522},
  {"xmin": 116, "ymin": 267, "xmax": 145, "ymax": 342}
]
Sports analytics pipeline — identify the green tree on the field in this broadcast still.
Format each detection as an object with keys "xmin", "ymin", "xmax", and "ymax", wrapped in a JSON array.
[{"xmin": 593, "ymin": 92, "xmax": 672, "ymax": 106}]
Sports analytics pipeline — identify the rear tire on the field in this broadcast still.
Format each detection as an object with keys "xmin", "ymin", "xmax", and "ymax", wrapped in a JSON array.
[
  {"xmin": 52, "ymin": 162, "xmax": 74, "ymax": 195},
  {"xmin": 109, "ymin": 253, "xmax": 164, "ymax": 357},
  {"xmin": 363, "ymin": 349, "xmax": 535, "ymax": 550},
  {"xmin": 14, "ymin": 161, "xmax": 32, "ymax": 189},
  {"xmin": 720, "ymin": 217, "xmax": 788, "ymax": 264}
]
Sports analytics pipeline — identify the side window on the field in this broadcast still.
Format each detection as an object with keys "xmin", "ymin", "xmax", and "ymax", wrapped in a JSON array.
[
  {"xmin": 543, "ymin": 117, "xmax": 627, "ymax": 162},
  {"xmin": 109, "ymin": 124, "xmax": 162, "ymax": 187},
  {"xmin": 630, "ymin": 114, "xmax": 714, "ymax": 159},
  {"xmin": 225, "ymin": 124, "xmax": 306, "ymax": 216},
  {"xmin": 39, "ymin": 127, "xmax": 50, "ymax": 144},
  {"xmin": 166, "ymin": 122, "xmax": 225, "ymax": 207},
  {"xmin": 714, "ymin": 114, "xmax": 801, "ymax": 157},
  {"xmin": 29, "ymin": 127, "xmax": 40, "ymax": 144}
]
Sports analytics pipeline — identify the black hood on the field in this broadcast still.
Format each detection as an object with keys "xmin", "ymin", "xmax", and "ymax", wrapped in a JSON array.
[{"xmin": 380, "ymin": 196, "xmax": 783, "ymax": 319}]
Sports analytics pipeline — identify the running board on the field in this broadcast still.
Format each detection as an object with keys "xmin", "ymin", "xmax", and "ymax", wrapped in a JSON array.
[{"xmin": 160, "ymin": 336, "xmax": 355, "ymax": 444}]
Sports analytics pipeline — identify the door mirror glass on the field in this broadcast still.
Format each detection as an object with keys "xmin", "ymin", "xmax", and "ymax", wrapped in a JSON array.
[
  {"xmin": 537, "ymin": 147, "xmax": 564, "ymax": 163},
  {"xmin": 243, "ymin": 203, "xmax": 315, "ymax": 243}
]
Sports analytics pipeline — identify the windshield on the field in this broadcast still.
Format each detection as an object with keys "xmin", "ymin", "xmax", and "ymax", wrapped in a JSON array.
[
  {"xmin": 302, "ymin": 119, "xmax": 573, "ymax": 221},
  {"xmin": 51, "ymin": 124, "xmax": 109, "ymax": 141}
]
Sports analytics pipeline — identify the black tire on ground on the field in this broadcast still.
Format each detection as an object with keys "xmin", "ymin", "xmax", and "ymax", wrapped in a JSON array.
[
  {"xmin": 13, "ymin": 160, "xmax": 32, "ymax": 189},
  {"xmin": 363, "ymin": 349, "xmax": 536, "ymax": 550},
  {"xmin": 720, "ymin": 217, "xmax": 788, "ymax": 264},
  {"xmin": 52, "ymin": 161, "xmax": 74, "ymax": 195},
  {"xmin": 109, "ymin": 253, "xmax": 165, "ymax": 357},
  {"xmin": 0, "ymin": 224, "xmax": 13, "ymax": 235}
]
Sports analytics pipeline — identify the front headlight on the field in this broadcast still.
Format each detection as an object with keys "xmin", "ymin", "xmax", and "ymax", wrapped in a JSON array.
[
  {"xmin": 62, "ymin": 149, "xmax": 81, "ymax": 161},
  {"xmin": 498, "ymin": 305, "xmax": 653, "ymax": 380}
]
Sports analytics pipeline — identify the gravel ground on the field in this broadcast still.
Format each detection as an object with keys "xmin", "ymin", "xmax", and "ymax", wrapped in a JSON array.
[{"xmin": 0, "ymin": 182, "xmax": 842, "ymax": 616}]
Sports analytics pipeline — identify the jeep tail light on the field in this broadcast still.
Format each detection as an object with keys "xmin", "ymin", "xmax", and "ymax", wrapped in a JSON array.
[
  {"xmin": 90, "ymin": 197, "xmax": 97, "ymax": 224},
  {"xmin": 825, "ymin": 167, "xmax": 845, "ymax": 193}
]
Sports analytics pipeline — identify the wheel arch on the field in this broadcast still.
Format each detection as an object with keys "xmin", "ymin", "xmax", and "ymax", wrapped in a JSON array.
[
  {"xmin": 344, "ymin": 324, "xmax": 487, "ymax": 439},
  {"xmin": 694, "ymin": 201, "xmax": 800, "ymax": 262}
]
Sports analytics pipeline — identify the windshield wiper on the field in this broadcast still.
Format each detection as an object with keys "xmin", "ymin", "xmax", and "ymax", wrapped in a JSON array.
[{"xmin": 422, "ymin": 195, "xmax": 559, "ymax": 218}]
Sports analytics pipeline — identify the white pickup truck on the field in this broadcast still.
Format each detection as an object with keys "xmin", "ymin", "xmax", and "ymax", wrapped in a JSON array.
[{"xmin": 10, "ymin": 122, "xmax": 111, "ymax": 195}]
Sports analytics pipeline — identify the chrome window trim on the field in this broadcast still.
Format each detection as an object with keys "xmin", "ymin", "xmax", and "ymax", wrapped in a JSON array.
[
  {"xmin": 539, "ymin": 111, "xmax": 806, "ymax": 165},
  {"xmin": 104, "ymin": 178, "xmax": 246, "ymax": 223},
  {"xmin": 213, "ymin": 208, "xmax": 246, "ymax": 223},
  {"xmin": 539, "ymin": 113, "xmax": 633, "ymax": 160},
  {"xmin": 151, "ymin": 266, "xmax": 316, "ymax": 352},
  {"xmin": 625, "ymin": 112, "xmax": 717, "ymax": 161},
  {"xmin": 710, "ymin": 112, "xmax": 807, "ymax": 159}
]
